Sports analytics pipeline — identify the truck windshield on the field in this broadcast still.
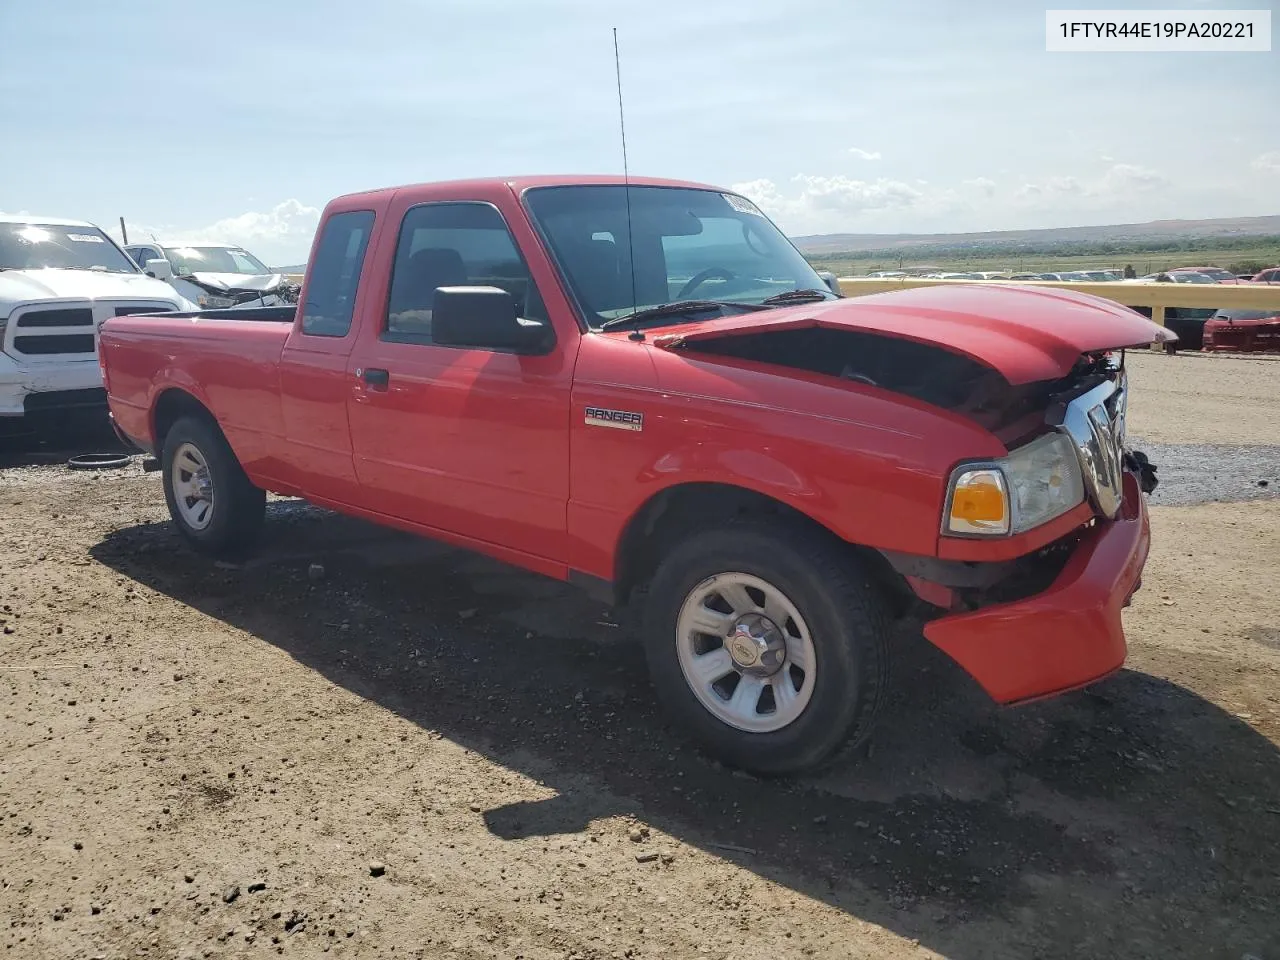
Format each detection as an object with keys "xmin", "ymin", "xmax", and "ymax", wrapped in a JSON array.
[
  {"xmin": 524, "ymin": 185, "xmax": 834, "ymax": 327},
  {"xmin": 165, "ymin": 246, "xmax": 271, "ymax": 276},
  {"xmin": 0, "ymin": 223, "xmax": 139, "ymax": 273}
]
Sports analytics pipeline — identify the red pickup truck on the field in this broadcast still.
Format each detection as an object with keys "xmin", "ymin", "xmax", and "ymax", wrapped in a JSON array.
[{"xmin": 100, "ymin": 175, "xmax": 1168, "ymax": 775}]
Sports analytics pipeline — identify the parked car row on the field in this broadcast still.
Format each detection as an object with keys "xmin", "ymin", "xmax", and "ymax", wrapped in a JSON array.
[
  {"xmin": 0, "ymin": 212, "xmax": 297, "ymax": 435},
  {"xmin": 861, "ymin": 264, "xmax": 1280, "ymax": 351},
  {"xmin": 866, "ymin": 265, "xmax": 1279, "ymax": 284}
]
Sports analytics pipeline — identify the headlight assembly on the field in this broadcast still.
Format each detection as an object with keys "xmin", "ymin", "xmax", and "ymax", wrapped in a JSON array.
[{"xmin": 944, "ymin": 432, "xmax": 1086, "ymax": 537}]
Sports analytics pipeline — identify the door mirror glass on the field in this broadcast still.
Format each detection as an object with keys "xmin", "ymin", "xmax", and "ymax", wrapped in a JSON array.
[{"xmin": 430, "ymin": 286, "xmax": 548, "ymax": 352}]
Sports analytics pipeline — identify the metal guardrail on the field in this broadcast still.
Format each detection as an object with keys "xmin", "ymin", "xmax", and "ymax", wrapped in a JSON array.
[{"xmin": 836, "ymin": 277, "xmax": 1280, "ymax": 333}]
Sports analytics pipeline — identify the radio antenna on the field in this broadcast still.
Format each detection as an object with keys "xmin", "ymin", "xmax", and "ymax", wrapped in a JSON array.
[{"xmin": 613, "ymin": 27, "xmax": 642, "ymax": 340}]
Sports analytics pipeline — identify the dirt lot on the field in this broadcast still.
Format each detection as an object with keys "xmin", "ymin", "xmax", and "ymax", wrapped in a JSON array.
[{"xmin": 1, "ymin": 351, "xmax": 1278, "ymax": 960}]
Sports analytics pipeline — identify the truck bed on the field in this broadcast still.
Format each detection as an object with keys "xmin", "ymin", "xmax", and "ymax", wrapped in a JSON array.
[{"xmin": 100, "ymin": 311, "xmax": 294, "ymax": 476}]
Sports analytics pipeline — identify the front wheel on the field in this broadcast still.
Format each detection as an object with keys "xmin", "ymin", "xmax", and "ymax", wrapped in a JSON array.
[
  {"xmin": 161, "ymin": 415, "xmax": 265, "ymax": 557},
  {"xmin": 643, "ymin": 520, "xmax": 891, "ymax": 776}
]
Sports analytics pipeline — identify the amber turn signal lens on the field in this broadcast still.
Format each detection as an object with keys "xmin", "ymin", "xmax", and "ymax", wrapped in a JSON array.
[{"xmin": 948, "ymin": 468, "xmax": 1010, "ymax": 535}]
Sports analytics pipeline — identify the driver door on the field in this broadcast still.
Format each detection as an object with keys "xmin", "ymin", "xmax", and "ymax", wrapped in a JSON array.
[{"xmin": 345, "ymin": 194, "xmax": 577, "ymax": 568}]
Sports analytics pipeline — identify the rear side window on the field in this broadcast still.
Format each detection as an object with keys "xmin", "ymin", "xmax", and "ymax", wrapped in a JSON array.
[
  {"xmin": 300, "ymin": 210, "xmax": 375, "ymax": 337},
  {"xmin": 384, "ymin": 202, "xmax": 546, "ymax": 344}
]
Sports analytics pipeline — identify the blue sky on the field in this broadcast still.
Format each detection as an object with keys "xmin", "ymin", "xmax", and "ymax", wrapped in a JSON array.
[{"xmin": 2, "ymin": 0, "xmax": 1276, "ymax": 265}]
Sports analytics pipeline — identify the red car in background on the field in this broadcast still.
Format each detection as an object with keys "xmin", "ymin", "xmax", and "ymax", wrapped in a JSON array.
[
  {"xmin": 1203, "ymin": 308, "xmax": 1280, "ymax": 352},
  {"xmin": 1251, "ymin": 266, "xmax": 1280, "ymax": 284}
]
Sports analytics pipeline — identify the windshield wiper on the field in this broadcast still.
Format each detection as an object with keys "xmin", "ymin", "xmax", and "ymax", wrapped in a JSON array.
[
  {"xmin": 760, "ymin": 288, "xmax": 834, "ymax": 306},
  {"xmin": 600, "ymin": 300, "xmax": 764, "ymax": 332}
]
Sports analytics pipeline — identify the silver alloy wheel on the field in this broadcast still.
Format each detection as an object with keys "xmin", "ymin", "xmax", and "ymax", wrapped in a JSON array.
[
  {"xmin": 675, "ymin": 572, "xmax": 817, "ymax": 733},
  {"xmin": 171, "ymin": 441, "xmax": 215, "ymax": 531}
]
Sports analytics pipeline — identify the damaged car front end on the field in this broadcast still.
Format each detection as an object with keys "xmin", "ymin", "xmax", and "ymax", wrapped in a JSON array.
[
  {"xmin": 884, "ymin": 352, "xmax": 1161, "ymax": 703},
  {"xmin": 646, "ymin": 281, "xmax": 1172, "ymax": 706},
  {"xmin": 180, "ymin": 272, "xmax": 301, "ymax": 309}
]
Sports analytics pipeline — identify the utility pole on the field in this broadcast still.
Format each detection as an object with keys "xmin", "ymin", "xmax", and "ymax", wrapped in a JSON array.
[{"xmin": 119, "ymin": 217, "xmax": 129, "ymax": 245}]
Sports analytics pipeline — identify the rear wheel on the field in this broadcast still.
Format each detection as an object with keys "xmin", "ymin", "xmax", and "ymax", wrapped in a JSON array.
[
  {"xmin": 161, "ymin": 415, "xmax": 265, "ymax": 557},
  {"xmin": 643, "ymin": 519, "xmax": 891, "ymax": 776}
]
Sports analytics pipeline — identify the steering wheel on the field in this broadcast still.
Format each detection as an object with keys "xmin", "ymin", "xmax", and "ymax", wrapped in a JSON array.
[{"xmin": 675, "ymin": 267, "xmax": 738, "ymax": 300}]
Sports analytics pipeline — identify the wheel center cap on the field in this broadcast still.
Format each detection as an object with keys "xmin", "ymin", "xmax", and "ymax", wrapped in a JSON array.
[
  {"xmin": 194, "ymin": 469, "xmax": 213, "ymax": 501},
  {"xmin": 727, "ymin": 614, "xmax": 786, "ymax": 677}
]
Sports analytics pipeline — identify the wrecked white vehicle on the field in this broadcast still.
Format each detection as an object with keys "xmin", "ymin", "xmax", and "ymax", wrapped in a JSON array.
[{"xmin": 123, "ymin": 240, "xmax": 300, "ymax": 309}]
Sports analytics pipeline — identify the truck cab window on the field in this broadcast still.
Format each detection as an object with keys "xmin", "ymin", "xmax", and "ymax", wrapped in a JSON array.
[
  {"xmin": 524, "ymin": 184, "xmax": 833, "ymax": 327},
  {"xmin": 300, "ymin": 210, "xmax": 375, "ymax": 337},
  {"xmin": 385, "ymin": 202, "xmax": 546, "ymax": 344}
]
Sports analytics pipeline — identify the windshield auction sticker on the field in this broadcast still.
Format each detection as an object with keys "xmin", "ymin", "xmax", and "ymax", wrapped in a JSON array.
[
  {"xmin": 724, "ymin": 194, "xmax": 764, "ymax": 216},
  {"xmin": 1046, "ymin": 9, "xmax": 1271, "ymax": 50},
  {"xmin": 66, "ymin": 234, "xmax": 106, "ymax": 243}
]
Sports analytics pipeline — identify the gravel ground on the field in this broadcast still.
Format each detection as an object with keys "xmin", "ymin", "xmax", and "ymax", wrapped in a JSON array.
[
  {"xmin": 1137, "ymin": 443, "xmax": 1279, "ymax": 508},
  {"xmin": 1125, "ymin": 349, "xmax": 1280, "ymax": 447},
  {"xmin": 1, "ymin": 353, "xmax": 1278, "ymax": 960}
]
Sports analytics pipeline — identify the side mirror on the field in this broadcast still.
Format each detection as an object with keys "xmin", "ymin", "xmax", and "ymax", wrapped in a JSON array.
[
  {"xmin": 144, "ymin": 258, "xmax": 173, "ymax": 281},
  {"xmin": 431, "ymin": 286, "xmax": 549, "ymax": 353},
  {"xmin": 816, "ymin": 270, "xmax": 841, "ymax": 295}
]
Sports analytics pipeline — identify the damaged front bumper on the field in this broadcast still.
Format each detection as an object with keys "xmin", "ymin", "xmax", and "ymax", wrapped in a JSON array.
[{"xmin": 922, "ymin": 470, "xmax": 1150, "ymax": 704}]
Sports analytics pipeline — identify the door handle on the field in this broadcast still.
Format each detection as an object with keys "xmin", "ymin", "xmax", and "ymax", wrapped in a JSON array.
[{"xmin": 361, "ymin": 367, "xmax": 390, "ymax": 389}]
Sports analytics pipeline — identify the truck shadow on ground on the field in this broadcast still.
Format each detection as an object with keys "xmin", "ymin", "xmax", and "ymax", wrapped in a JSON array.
[{"xmin": 90, "ymin": 502, "xmax": 1280, "ymax": 960}]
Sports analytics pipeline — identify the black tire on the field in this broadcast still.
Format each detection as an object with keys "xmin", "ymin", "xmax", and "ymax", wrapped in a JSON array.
[
  {"xmin": 161, "ymin": 415, "xmax": 265, "ymax": 557},
  {"xmin": 643, "ymin": 519, "xmax": 891, "ymax": 777}
]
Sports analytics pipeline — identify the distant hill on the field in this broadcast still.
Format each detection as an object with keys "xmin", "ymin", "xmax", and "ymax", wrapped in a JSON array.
[
  {"xmin": 793, "ymin": 215, "xmax": 1280, "ymax": 254},
  {"xmin": 267, "ymin": 214, "xmax": 1279, "ymax": 276}
]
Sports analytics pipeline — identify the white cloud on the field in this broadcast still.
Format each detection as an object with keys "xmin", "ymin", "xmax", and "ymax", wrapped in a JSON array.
[
  {"xmin": 732, "ymin": 175, "xmax": 921, "ymax": 233},
  {"xmin": 196, "ymin": 199, "xmax": 321, "ymax": 262},
  {"xmin": 109, "ymin": 199, "xmax": 320, "ymax": 266},
  {"xmin": 1015, "ymin": 164, "xmax": 1165, "ymax": 204},
  {"xmin": 847, "ymin": 147, "xmax": 882, "ymax": 161},
  {"xmin": 1252, "ymin": 152, "xmax": 1280, "ymax": 173},
  {"xmin": 963, "ymin": 177, "xmax": 997, "ymax": 197},
  {"xmin": 1015, "ymin": 175, "xmax": 1084, "ymax": 200},
  {"xmin": 1100, "ymin": 154, "xmax": 1115, "ymax": 162},
  {"xmin": 1099, "ymin": 163, "xmax": 1164, "ymax": 191},
  {"xmin": 732, "ymin": 163, "xmax": 1180, "ymax": 235}
]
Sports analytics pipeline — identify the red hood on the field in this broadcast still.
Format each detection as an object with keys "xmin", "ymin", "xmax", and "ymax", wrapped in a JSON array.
[{"xmin": 648, "ymin": 284, "xmax": 1174, "ymax": 385}]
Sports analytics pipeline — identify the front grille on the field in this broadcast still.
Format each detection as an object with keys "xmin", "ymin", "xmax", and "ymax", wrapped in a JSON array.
[
  {"xmin": 13, "ymin": 334, "xmax": 96, "ymax": 355},
  {"xmin": 6, "ymin": 302, "xmax": 175, "ymax": 358},
  {"xmin": 1050, "ymin": 375, "xmax": 1125, "ymax": 519},
  {"xmin": 22, "ymin": 387, "xmax": 108, "ymax": 414},
  {"xmin": 15, "ymin": 308, "xmax": 94, "ymax": 328}
]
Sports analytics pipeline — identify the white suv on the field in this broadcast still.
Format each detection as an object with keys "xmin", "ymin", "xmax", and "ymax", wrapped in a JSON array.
[{"xmin": 0, "ymin": 216, "xmax": 192, "ymax": 425}]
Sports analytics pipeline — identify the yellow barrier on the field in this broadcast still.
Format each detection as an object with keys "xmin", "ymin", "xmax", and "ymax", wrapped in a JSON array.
[{"xmin": 836, "ymin": 277, "xmax": 1280, "ymax": 334}]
